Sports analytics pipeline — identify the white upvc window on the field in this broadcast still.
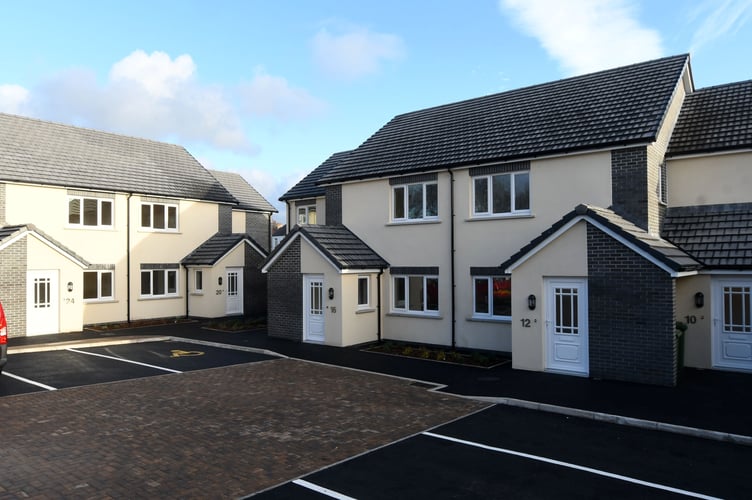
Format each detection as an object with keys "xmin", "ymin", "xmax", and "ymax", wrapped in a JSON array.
[
  {"xmin": 392, "ymin": 275, "xmax": 439, "ymax": 315},
  {"xmin": 83, "ymin": 270, "xmax": 114, "ymax": 301},
  {"xmin": 298, "ymin": 205, "xmax": 317, "ymax": 225},
  {"xmin": 357, "ymin": 276, "xmax": 370, "ymax": 309},
  {"xmin": 141, "ymin": 202, "xmax": 178, "ymax": 231},
  {"xmin": 68, "ymin": 196, "xmax": 113, "ymax": 228},
  {"xmin": 392, "ymin": 182, "xmax": 438, "ymax": 222},
  {"xmin": 473, "ymin": 276, "xmax": 511, "ymax": 319},
  {"xmin": 140, "ymin": 269, "xmax": 178, "ymax": 297},
  {"xmin": 472, "ymin": 171, "xmax": 530, "ymax": 216},
  {"xmin": 194, "ymin": 270, "xmax": 204, "ymax": 294}
]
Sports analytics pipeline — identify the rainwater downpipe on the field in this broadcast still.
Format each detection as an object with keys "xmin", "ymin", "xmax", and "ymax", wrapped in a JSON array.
[
  {"xmin": 448, "ymin": 169, "xmax": 456, "ymax": 349},
  {"xmin": 126, "ymin": 193, "xmax": 132, "ymax": 324},
  {"xmin": 377, "ymin": 269, "xmax": 383, "ymax": 342}
]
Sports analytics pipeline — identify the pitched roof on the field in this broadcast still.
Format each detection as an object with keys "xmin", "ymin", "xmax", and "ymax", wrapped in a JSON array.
[
  {"xmin": 0, "ymin": 224, "xmax": 90, "ymax": 267},
  {"xmin": 280, "ymin": 151, "xmax": 351, "ymax": 201},
  {"xmin": 181, "ymin": 233, "xmax": 267, "ymax": 266},
  {"xmin": 264, "ymin": 224, "xmax": 388, "ymax": 271},
  {"xmin": 663, "ymin": 203, "xmax": 752, "ymax": 269},
  {"xmin": 321, "ymin": 55, "xmax": 690, "ymax": 184},
  {"xmin": 501, "ymin": 204, "xmax": 701, "ymax": 275},
  {"xmin": 666, "ymin": 80, "xmax": 752, "ymax": 157},
  {"xmin": 210, "ymin": 170, "xmax": 277, "ymax": 212},
  {"xmin": 0, "ymin": 113, "xmax": 236, "ymax": 204}
]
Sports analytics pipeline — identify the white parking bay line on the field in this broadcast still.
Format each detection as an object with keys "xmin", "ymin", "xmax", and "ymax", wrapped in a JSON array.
[
  {"xmin": 2, "ymin": 371, "xmax": 58, "ymax": 391},
  {"xmin": 423, "ymin": 432, "xmax": 720, "ymax": 500},
  {"xmin": 292, "ymin": 479, "xmax": 357, "ymax": 500},
  {"xmin": 66, "ymin": 348, "xmax": 182, "ymax": 373}
]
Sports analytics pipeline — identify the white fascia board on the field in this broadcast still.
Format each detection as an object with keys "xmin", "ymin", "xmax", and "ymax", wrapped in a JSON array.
[
  {"xmin": 340, "ymin": 268, "xmax": 382, "ymax": 275},
  {"xmin": 261, "ymin": 232, "xmax": 341, "ymax": 274}
]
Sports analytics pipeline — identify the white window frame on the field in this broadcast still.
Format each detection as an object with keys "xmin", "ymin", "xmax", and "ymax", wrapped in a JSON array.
[
  {"xmin": 472, "ymin": 276, "xmax": 511, "ymax": 320},
  {"xmin": 297, "ymin": 205, "xmax": 317, "ymax": 225},
  {"xmin": 68, "ymin": 196, "xmax": 113, "ymax": 228},
  {"xmin": 141, "ymin": 202, "xmax": 179, "ymax": 231},
  {"xmin": 357, "ymin": 276, "xmax": 370, "ymax": 309},
  {"xmin": 392, "ymin": 182, "xmax": 438, "ymax": 222},
  {"xmin": 83, "ymin": 270, "xmax": 114, "ymax": 301},
  {"xmin": 472, "ymin": 171, "xmax": 530, "ymax": 217},
  {"xmin": 392, "ymin": 275, "xmax": 439, "ymax": 315},
  {"xmin": 194, "ymin": 270, "xmax": 204, "ymax": 294},
  {"xmin": 140, "ymin": 269, "xmax": 179, "ymax": 298}
]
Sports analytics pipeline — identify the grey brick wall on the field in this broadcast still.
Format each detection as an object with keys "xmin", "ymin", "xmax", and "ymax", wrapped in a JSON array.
[
  {"xmin": 218, "ymin": 205, "xmax": 233, "ymax": 234},
  {"xmin": 245, "ymin": 212, "xmax": 271, "ymax": 251},
  {"xmin": 0, "ymin": 237, "xmax": 27, "ymax": 337},
  {"xmin": 244, "ymin": 245, "xmax": 267, "ymax": 318},
  {"xmin": 325, "ymin": 185, "xmax": 342, "ymax": 226},
  {"xmin": 587, "ymin": 225, "xmax": 677, "ymax": 386},
  {"xmin": 267, "ymin": 238, "xmax": 302, "ymax": 341},
  {"xmin": 611, "ymin": 147, "xmax": 649, "ymax": 231}
]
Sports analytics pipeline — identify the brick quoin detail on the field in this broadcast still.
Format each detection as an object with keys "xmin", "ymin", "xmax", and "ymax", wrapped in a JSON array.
[
  {"xmin": 0, "ymin": 237, "xmax": 27, "ymax": 337},
  {"xmin": 587, "ymin": 225, "xmax": 677, "ymax": 386},
  {"xmin": 245, "ymin": 212, "xmax": 271, "ymax": 252},
  {"xmin": 267, "ymin": 238, "xmax": 303, "ymax": 341},
  {"xmin": 217, "ymin": 205, "xmax": 233, "ymax": 234},
  {"xmin": 244, "ymin": 246, "xmax": 268, "ymax": 318},
  {"xmin": 611, "ymin": 147, "xmax": 649, "ymax": 231}
]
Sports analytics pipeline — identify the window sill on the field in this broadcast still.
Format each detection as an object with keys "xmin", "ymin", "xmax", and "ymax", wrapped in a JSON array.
[
  {"xmin": 387, "ymin": 311, "xmax": 442, "ymax": 319},
  {"xmin": 138, "ymin": 295, "xmax": 182, "ymax": 301},
  {"xmin": 190, "ymin": 292, "xmax": 204, "ymax": 296},
  {"xmin": 356, "ymin": 307, "xmax": 376, "ymax": 314},
  {"xmin": 386, "ymin": 219, "xmax": 442, "ymax": 227},
  {"xmin": 468, "ymin": 316, "xmax": 512, "ymax": 324},
  {"xmin": 66, "ymin": 225, "xmax": 115, "ymax": 231},
  {"xmin": 83, "ymin": 298, "xmax": 118, "ymax": 304},
  {"xmin": 466, "ymin": 213, "xmax": 534, "ymax": 222}
]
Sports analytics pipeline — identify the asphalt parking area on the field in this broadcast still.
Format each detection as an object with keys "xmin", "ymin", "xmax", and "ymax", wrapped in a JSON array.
[
  {"xmin": 0, "ymin": 340, "xmax": 277, "ymax": 395},
  {"xmin": 255, "ymin": 405, "xmax": 752, "ymax": 499}
]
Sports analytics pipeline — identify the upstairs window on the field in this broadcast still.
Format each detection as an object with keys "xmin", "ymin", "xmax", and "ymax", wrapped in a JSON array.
[
  {"xmin": 298, "ymin": 205, "xmax": 317, "ymax": 225},
  {"xmin": 141, "ymin": 202, "xmax": 178, "ymax": 231},
  {"xmin": 68, "ymin": 197, "xmax": 113, "ymax": 228},
  {"xmin": 473, "ymin": 171, "xmax": 530, "ymax": 217},
  {"xmin": 392, "ymin": 182, "xmax": 438, "ymax": 221}
]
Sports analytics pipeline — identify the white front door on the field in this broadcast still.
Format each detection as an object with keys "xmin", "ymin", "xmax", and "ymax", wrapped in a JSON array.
[
  {"xmin": 713, "ymin": 279, "xmax": 752, "ymax": 371},
  {"xmin": 304, "ymin": 275, "xmax": 325, "ymax": 343},
  {"xmin": 226, "ymin": 268, "xmax": 244, "ymax": 315},
  {"xmin": 546, "ymin": 279, "xmax": 589, "ymax": 375},
  {"xmin": 27, "ymin": 270, "xmax": 59, "ymax": 336}
]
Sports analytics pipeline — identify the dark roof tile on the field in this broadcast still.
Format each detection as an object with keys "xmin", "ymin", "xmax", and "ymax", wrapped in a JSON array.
[{"xmin": 280, "ymin": 151, "xmax": 351, "ymax": 201}]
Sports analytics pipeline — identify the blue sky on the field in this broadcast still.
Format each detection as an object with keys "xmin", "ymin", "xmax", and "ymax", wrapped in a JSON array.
[{"xmin": 1, "ymin": 0, "xmax": 750, "ymax": 223}]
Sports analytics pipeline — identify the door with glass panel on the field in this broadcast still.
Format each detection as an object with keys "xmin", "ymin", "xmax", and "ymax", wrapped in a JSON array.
[
  {"xmin": 226, "ymin": 268, "xmax": 243, "ymax": 315},
  {"xmin": 26, "ymin": 270, "xmax": 59, "ymax": 336},
  {"xmin": 546, "ymin": 279, "xmax": 589, "ymax": 375},
  {"xmin": 304, "ymin": 275, "xmax": 325, "ymax": 342},
  {"xmin": 714, "ymin": 280, "xmax": 752, "ymax": 371}
]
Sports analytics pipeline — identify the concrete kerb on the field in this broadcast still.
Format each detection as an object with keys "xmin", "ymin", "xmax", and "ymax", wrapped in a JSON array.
[
  {"xmin": 169, "ymin": 336, "xmax": 288, "ymax": 358},
  {"xmin": 469, "ymin": 396, "xmax": 752, "ymax": 446}
]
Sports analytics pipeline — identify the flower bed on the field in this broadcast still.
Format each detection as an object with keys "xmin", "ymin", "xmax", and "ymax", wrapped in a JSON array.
[{"xmin": 365, "ymin": 341, "xmax": 509, "ymax": 368}]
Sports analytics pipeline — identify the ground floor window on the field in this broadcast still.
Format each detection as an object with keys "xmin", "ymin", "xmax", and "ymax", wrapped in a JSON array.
[
  {"xmin": 83, "ymin": 270, "xmax": 114, "ymax": 301},
  {"xmin": 473, "ymin": 276, "xmax": 511, "ymax": 319},
  {"xmin": 358, "ymin": 276, "xmax": 370, "ymax": 308},
  {"xmin": 140, "ymin": 268, "xmax": 178, "ymax": 297},
  {"xmin": 392, "ymin": 275, "xmax": 439, "ymax": 314},
  {"xmin": 194, "ymin": 270, "xmax": 204, "ymax": 293}
]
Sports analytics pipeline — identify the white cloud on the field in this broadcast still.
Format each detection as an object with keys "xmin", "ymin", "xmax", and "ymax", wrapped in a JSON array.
[
  {"xmin": 689, "ymin": 0, "xmax": 752, "ymax": 54},
  {"xmin": 240, "ymin": 68, "xmax": 327, "ymax": 120},
  {"xmin": 500, "ymin": 0, "xmax": 663, "ymax": 75},
  {"xmin": 7, "ymin": 51, "xmax": 255, "ymax": 153},
  {"xmin": 0, "ymin": 84, "xmax": 30, "ymax": 115},
  {"xmin": 312, "ymin": 27, "xmax": 406, "ymax": 80}
]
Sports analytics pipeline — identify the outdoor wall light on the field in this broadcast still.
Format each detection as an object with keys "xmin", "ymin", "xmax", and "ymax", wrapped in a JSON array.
[
  {"xmin": 328, "ymin": 287, "xmax": 335, "ymax": 300},
  {"xmin": 67, "ymin": 282, "xmax": 73, "ymax": 292},
  {"xmin": 694, "ymin": 292, "xmax": 704, "ymax": 308},
  {"xmin": 527, "ymin": 294, "xmax": 536, "ymax": 310},
  {"xmin": 218, "ymin": 277, "xmax": 223, "ymax": 286}
]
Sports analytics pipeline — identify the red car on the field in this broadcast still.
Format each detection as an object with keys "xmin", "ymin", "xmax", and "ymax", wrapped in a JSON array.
[{"xmin": 0, "ymin": 301, "xmax": 7, "ymax": 374}]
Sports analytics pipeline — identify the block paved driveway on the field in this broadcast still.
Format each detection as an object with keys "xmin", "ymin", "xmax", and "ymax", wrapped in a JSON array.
[{"xmin": 0, "ymin": 358, "xmax": 485, "ymax": 499}]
